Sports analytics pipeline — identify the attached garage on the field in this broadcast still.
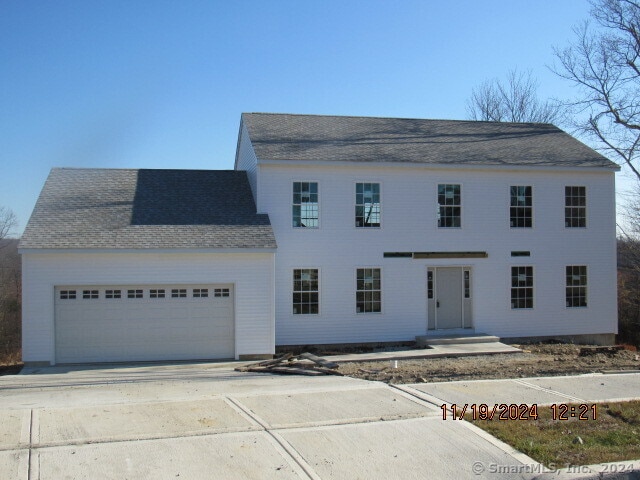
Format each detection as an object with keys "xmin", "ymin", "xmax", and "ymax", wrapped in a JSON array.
[
  {"xmin": 54, "ymin": 284, "xmax": 234, "ymax": 363},
  {"xmin": 20, "ymin": 169, "xmax": 277, "ymax": 365}
]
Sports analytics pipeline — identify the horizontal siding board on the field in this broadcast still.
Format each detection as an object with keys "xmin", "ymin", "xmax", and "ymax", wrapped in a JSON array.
[
  {"xmin": 258, "ymin": 164, "xmax": 617, "ymax": 345},
  {"xmin": 22, "ymin": 252, "xmax": 274, "ymax": 363}
]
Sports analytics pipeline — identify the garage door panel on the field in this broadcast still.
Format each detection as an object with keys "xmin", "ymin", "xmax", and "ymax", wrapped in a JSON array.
[{"xmin": 55, "ymin": 285, "xmax": 234, "ymax": 363}]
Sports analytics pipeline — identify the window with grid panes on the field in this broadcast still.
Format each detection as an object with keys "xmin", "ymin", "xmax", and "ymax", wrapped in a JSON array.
[
  {"xmin": 566, "ymin": 266, "xmax": 587, "ymax": 307},
  {"xmin": 293, "ymin": 269, "xmax": 319, "ymax": 314},
  {"xmin": 355, "ymin": 183, "xmax": 380, "ymax": 227},
  {"xmin": 511, "ymin": 266, "xmax": 533, "ymax": 309},
  {"xmin": 356, "ymin": 268, "xmax": 381, "ymax": 313},
  {"xmin": 292, "ymin": 182, "xmax": 318, "ymax": 227},
  {"xmin": 437, "ymin": 184, "xmax": 461, "ymax": 227},
  {"xmin": 565, "ymin": 186, "xmax": 586, "ymax": 227},
  {"xmin": 510, "ymin": 186, "xmax": 532, "ymax": 228}
]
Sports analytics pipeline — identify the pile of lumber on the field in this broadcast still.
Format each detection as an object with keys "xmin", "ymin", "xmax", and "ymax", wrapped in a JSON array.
[
  {"xmin": 235, "ymin": 352, "xmax": 342, "ymax": 376},
  {"xmin": 578, "ymin": 345, "xmax": 624, "ymax": 356}
]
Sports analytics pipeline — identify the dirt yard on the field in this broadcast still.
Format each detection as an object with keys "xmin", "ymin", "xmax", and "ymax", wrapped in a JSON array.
[{"xmin": 337, "ymin": 343, "xmax": 640, "ymax": 384}]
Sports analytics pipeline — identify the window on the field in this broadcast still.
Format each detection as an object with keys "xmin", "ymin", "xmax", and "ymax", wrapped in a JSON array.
[
  {"xmin": 427, "ymin": 270, "xmax": 434, "ymax": 299},
  {"xmin": 59, "ymin": 290, "xmax": 76, "ymax": 300},
  {"xmin": 356, "ymin": 268, "xmax": 381, "ymax": 313},
  {"xmin": 464, "ymin": 270, "xmax": 471, "ymax": 299},
  {"xmin": 127, "ymin": 289, "xmax": 143, "ymax": 299},
  {"xmin": 171, "ymin": 289, "xmax": 187, "ymax": 298},
  {"xmin": 565, "ymin": 186, "xmax": 586, "ymax": 227},
  {"xmin": 105, "ymin": 289, "xmax": 121, "ymax": 299},
  {"xmin": 511, "ymin": 266, "xmax": 533, "ymax": 309},
  {"xmin": 292, "ymin": 182, "xmax": 318, "ymax": 228},
  {"xmin": 510, "ymin": 186, "xmax": 532, "ymax": 228},
  {"xmin": 214, "ymin": 288, "xmax": 230, "ymax": 297},
  {"xmin": 82, "ymin": 290, "xmax": 99, "ymax": 299},
  {"xmin": 566, "ymin": 266, "xmax": 587, "ymax": 307},
  {"xmin": 355, "ymin": 183, "xmax": 380, "ymax": 227},
  {"xmin": 150, "ymin": 289, "xmax": 165, "ymax": 298},
  {"xmin": 193, "ymin": 288, "xmax": 208, "ymax": 298},
  {"xmin": 293, "ymin": 269, "xmax": 319, "ymax": 314},
  {"xmin": 437, "ymin": 184, "xmax": 461, "ymax": 228}
]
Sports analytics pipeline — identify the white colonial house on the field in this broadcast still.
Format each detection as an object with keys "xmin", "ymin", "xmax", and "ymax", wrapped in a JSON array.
[{"xmin": 20, "ymin": 113, "xmax": 620, "ymax": 365}]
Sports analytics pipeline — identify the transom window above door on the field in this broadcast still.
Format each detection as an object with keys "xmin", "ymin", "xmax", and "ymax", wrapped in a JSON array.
[
  {"xmin": 355, "ymin": 183, "xmax": 380, "ymax": 227},
  {"xmin": 437, "ymin": 184, "xmax": 461, "ymax": 228},
  {"xmin": 292, "ymin": 182, "xmax": 319, "ymax": 228}
]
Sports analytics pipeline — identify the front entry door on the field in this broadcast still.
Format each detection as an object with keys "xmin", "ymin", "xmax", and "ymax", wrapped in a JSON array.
[{"xmin": 435, "ymin": 267, "xmax": 463, "ymax": 329}]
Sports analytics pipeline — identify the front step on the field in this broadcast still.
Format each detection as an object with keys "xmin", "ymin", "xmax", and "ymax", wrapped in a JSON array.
[{"xmin": 416, "ymin": 333, "xmax": 500, "ymax": 346}]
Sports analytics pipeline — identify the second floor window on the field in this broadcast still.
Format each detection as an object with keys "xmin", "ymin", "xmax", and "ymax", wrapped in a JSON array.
[
  {"xmin": 565, "ymin": 186, "xmax": 586, "ymax": 228},
  {"xmin": 293, "ymin": 182, "xmax": 318, "ymax": 228},
  {"xmin": 438, "ymin": 184, "xmax": 461, "ymax": 228},
  {"xmin": 355, "ymin": 183, "xmax": 380, "ymax": 227},
  {"xmin": 510, "ymin": 186, "xmax": 532, "ymax": 228}
]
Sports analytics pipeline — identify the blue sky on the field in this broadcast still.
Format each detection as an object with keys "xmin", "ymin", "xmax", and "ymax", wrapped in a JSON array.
[{"xmin": 1, "ymin": 0, "xmax": 623, "ymax": 233}]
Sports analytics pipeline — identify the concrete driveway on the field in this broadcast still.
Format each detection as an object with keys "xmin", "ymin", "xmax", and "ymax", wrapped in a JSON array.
[{"xmin": 0, "ymin": 362, "xmax": 536, "ymax": 480}]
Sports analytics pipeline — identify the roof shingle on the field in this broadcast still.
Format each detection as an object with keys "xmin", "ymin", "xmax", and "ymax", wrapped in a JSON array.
[
  {"xmin": 20, "ymin": 169, "xmax": 276, "ymax": 250},
  {"xmin": 242, "ymin": 113, "xmax": 619, "ymax": 169}
]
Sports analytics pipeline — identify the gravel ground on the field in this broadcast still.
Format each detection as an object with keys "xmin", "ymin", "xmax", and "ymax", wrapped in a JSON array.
[{"xmin": 336, "ymin": 344, "xmax": 640, "ymax": 384}]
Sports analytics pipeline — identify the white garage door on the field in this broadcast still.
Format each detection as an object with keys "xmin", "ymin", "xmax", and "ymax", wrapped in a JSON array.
[{"xmin": 54, "ymin": 284, "xmax": 234, "ymax": 363}]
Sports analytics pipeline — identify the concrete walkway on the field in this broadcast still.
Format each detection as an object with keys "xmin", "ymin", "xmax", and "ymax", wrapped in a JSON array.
[
  {"xmin": 325, "ymin": 341, "xmax": 521, "ymax": 362},
  {"xmin": 0, "ymin": 362, "xmax": 536, "ymax": 480},
  {"xmin": 0, "ymin": 364, "xmax": 638, "ymax": 479}
]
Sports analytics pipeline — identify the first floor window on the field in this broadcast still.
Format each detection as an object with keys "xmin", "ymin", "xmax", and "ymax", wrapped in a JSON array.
[
  {"xmin": 171, "ymin": 289, "xmax": 187, "ymax": 298},
  {"xmin": 511, "ymin": 266, "xmax": 533, "ymax": 309},
  {"xmin": 510, "ymin": 186, "xmax": 532, "ymax": 228},
  {"xmin": 293, "ymin": 269, "xmax": 319, "ymax": 314},
  {"xmin": 293, "ymin": 182, "xmax": 319, "ymax": 228},
  {"xmin": 150, "ymin": 289, "xmax": 165, "ymax": 298},
  {"xmin": 438, "ymin": 184, "xmax": 461, "ymax": 228},
  {"xmin": 566, "ymin": 266, "xmax": 587, "ymax": 307},
  {"xmin": 59, "ymin": 290, "xmax": 76, "ymax": 300},
  {"xmin": 82, "ymin": 290, "xmax": 99, "ymax": 299},
  {"xmin": 127, "ymin": 289, "xmax": 143, "ymax": 299},
  {"xmin": 105, "ymin": 289, "xmax": 121, "ymax": 299},
  {"xmin": 356, "ymin": 268, "xmax": 381, "ymax": 313}
]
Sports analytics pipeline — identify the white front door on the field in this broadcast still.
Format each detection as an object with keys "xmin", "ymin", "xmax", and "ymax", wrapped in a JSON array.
[{"xmin": 435, "ymin": 267, "xmax": 464, "ymax": 329}]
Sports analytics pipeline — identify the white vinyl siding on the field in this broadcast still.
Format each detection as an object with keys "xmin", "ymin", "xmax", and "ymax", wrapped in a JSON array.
[
  {"xmin": 257, "ymin": 163, "xmax": 616, "ymax": 344},
  {"xmin": 22, "ymin": 252, "xmax": 275, "ymax": 364}
]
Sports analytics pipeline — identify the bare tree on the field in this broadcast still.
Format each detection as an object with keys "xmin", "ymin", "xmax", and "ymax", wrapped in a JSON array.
[
  {"xmin": 0, "ymin": 207, "xmax": 17, "ymax": 250},
  {"xmin": 553, "ymin": 0, "xmax": 640, "ymax": 181},
  {"xmin": 466, "ymin": 69, "xmax": 561, "ymax": 123}
]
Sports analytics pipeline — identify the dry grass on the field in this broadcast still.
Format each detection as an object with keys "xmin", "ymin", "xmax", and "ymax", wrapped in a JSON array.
[{"xmin": 468, "ymin": 401, "xmax": 640, "ymax": 467}]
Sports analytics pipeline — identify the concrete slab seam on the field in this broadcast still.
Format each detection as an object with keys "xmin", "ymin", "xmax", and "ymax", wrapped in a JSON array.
[
  {"xmin": 390, "ymin": 384, "xmax": 451, "ymax": 410},
  {"xmin": 28, "ymin": 409, "xmax": 37, "ymax": 480},
  {"xmin": 225, "ymin": 397, "xmax": 318, "ymax": 480},
  {"xmin": 512, "ymin": 380, "xmax": 587, "ymax": 403},
  {"xmin": 265, "ymin": 432, "xmax": 321, "ymax": 480},
  {"xmin": 222, "ymin": 396, "xmax": 268, "ymax": 429},
  {"xmin": 386, "ymin": 384, "xmax": 442, "ymax": 412},
  {"xmin": 15, "ymin": 426, "xmax": 264, "ymax": 452},
  {"xmin": 19, "ymin": 410, "xmax": 31, "ymax": 445}
]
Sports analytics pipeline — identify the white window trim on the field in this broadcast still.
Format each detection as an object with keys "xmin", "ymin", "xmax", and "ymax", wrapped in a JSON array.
[
  {"xmin": 292, "ymin": 267, "xmax": 321, "ymax": 316},
  {"xmin": 565, "ymin": 265, "xmax": 588, "ymax": 309},
  {"xmin": 510, "ymin": 265, "xmax": 535, "ymax": 310},
  {"xmin": 355, "ymin": 266, "xmax": 383, "ymax": 314},
  {"xmin": 292, "ymin": 180, "xmax": 320, "ymax": 229},
  {"xmin": 437, "ymin": 182, "xmax": 463, "ymax": 229},
  {"xmin": 354, "ymin": 181, "xmax": 382, "ymax": 229},
  {"xmin": 509, "ymin": 185, "xmax": 534, "ymax": 229},
  {"xmin": 564, "ymin": 186, "xmax": 588, "ymax": 229}
]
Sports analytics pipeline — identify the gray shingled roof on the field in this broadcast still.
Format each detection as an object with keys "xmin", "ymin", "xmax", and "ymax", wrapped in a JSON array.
[
  {"xmin": 20, "ymin": 169, "xmax": 276, "ymax": 250},
  {"xmin": 242, "ymin": 113, "xmax": 619, "ymax": 169}
]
